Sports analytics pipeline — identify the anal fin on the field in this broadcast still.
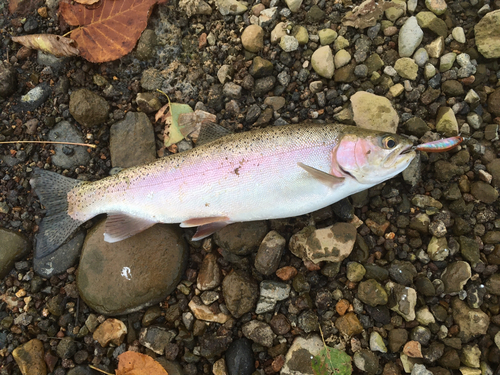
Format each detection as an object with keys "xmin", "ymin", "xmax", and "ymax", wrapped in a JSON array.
[
  {"xmin": 297, "ymin": 162, "xmax": 345, "ymax": 187},
  {"xmin": 104, "ymin": 213, "xmax": 157, "ymax": 243},
  {"xmin": 192, "ymin": 222, "xmax": 229, "ymax": 241}
]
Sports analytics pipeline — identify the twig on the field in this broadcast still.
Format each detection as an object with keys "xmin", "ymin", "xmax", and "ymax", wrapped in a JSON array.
[
  {"xmin": 0, "ymin": 141, "xmax": 96, "ymax": 148},
  {"xmin": 89, "ymin": 365, "xmax": 113, "ymax": 375}
]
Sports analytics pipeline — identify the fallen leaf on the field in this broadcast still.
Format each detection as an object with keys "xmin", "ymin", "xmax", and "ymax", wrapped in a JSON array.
[
  {"xmin": 59, "ymin": 0, "xmax": 164, "ymax": 62},
  {"xmin": 177, "ymin": 110, "xmax": 217, "ymax": 142},
  {"xmin": 155, "ymin": 100, "xmax": 194, "ymax": 147},
  {"xmin": 311, "ymin": 346, "xmax": 352, "ymax": 375},
  {"xmin": 74, "ymin": 0, "xmax": 100, "ymax": 4},
  {"xmin": 342, "ymin": 0, "xmax": 403, "ymax": 29},
  {"xmin": 12, "ymin": 34, "xmax": 79, "ymax": 57},
  {"xmin": 116, "ymin": 351, "xmax": 168, "ymax": 375}
]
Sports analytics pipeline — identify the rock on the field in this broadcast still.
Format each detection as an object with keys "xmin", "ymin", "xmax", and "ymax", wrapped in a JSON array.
[
  {"xmin": 215, "ymin": 0, "xmax": 247, "ymax": 15},
  {"xmin": 388, "ymin": 260, "xmax": 417, "ymax": 286},
  {"xmin": 416, "ymin": 307, "xmax": 435, "ymax": 326},
  {"xmin": 285, "ymin": 0, "xmax": 302, "ymax": 12},
  {"xmin": 271, "ymin": 22, "xmax": 287, "ymax": 44},
  {"xmin": 188, "ymin": 297, "xmax": 230, "ymax": 323},
  {"xmin": 241, "ymin": 25, "xmax": 264, "ymax": 52},
  {"xmin": 57, "ymin": 337, "xmax": 77, "ymax": 359},
  {"xmin": 289, "ymin": 223, "xmax": 356, "ymax": 264},
  {"xmin": 347, "ymin": 262, "xmax": 366, "ymax": 282},
  {"xmin": 488, "ymin": 88, "xmax": 500, "ymax": 117},
  {"xmin": 439, "ymin": 52, "xmax": 456, "ymax": 72},
  {"xmin": 222, "ymin": 270, "xmax": 258, "ymax": 318},
  {"xmin": 254, "ymin": 231, "xmax": 285, "ymax": 275},
  {"xmin": 93, "ymin": 318, "xmax": 127, "ymax": 347},
  {"xmin": 242, "ymin": 320, "xmax": 276, "ymax": 347},
  {"xmin": 306, "ymin": 5, "xmax": 325, "ymax": 22},
  {"xmin": 436, "ymin": 107, "xmax": 459, "ymax": 137},
  {"xmin": 358, "ymin": 279, "xmax": 388, "ymax": 306},
  {"xmin": 13, "ymin": 339, "xmax": 46, "ymax": 375},
  {"xmin": 365, "ymin": 53, "xmax": 384, "ymax": 74},
  {"xmin": 335, "ymin": 312, "xmax": 364, "ymax": 337},
  {"xmin": 255, "ymin": 281, "xmax": 291, "ymax": 314},
  {"xmin": 475, "ymin": 10, "xmax": 500, "ymax": 58},
  {"xmin": 135, "ymin": 92, "xmax": 161, "ymax": 113},
  {"xmin": 17, "ymin": 82, "xmax": 51, "ymax": 112},
  {"xmin": 461, "ymin": 345, "xmax": 481, "ymax": 368},
  {"xmin": 370, "ymin": 331, "xmax": 387, "ymax": 353},
  {"xmin": 139, "ymin": 326, "xmax": 176, "ymax": 354},
  {"xmin": 318, "ymin": 29, "xmax": 337, "ymax": 45},
  {"xmin": 351, "ymin": 91, "xmax": 399, "ymax": 133},
  {"xmin": 452, "ymin": 298, "xmax": 489, "ymax": 342},
  {"xmin": 249, "ymin": 57, "xmax": 273, "ymax": 78},
  {"xmin": 197, "ymin": 253, "xmax": 221, "ymax": 291},
  {"xmin": 34, "ymin": 230, "xmax": 85, "ymax": 278},
  {"xmin": 263, "ymin": 96, "xmax": 286, "ymax": 111},
  {"xmin": 442, "ymin": 80, "xmax": 464, "ymax": 96},
  {"xmin": 470, "ymin": 181, "xmax": 498, "ymax": 204},
  {"xmin": 135, "ymin": 29, "xmax": 157, "ymax": 61},
  {"xmin": 292, "ymin": 25, "xmax": 309, "ymax": 45},
  {"xmin": 485, "ymin": 274, "xmax": 500, "ymax": 295},
  {"xmin": 0, "ymin": 229, "xmax": 30, "ymax": 279},
  {"xmin": 281, "ymin": 335, "xmax": 323, "ymax": 375},
  {"xmin": 405, "ymin": 117, "xmax": 430, "ymax": 137},
  {"xmin": 427, "ymin": 236, "xmax": 449, "ymax": 261},
  {"xmin": 334, "ymin": 49, "xmax": 351, "ymax": 68},
  {"xmin": 254, "ymin": 77, "xmax": 275, "ymax": 97},
  {"xmin": 425, "ymin": 0, "xmax": 446, "ymax": 15},
  {"xmin": 226, "ymin": 338, "xmax": 254, "ymax": 375},
  {"xmin": 223, "ymin": 82, "xmax": 242, "ymax": 99},
  {"xmin": 399, "ymin": 17, "xmax": 423, "ymax": 57},
  {"xmin": 394, "ymin": 58, "xmax": 419, "ymax": 80},
  {"xmin": 426, "ymin": 36, "xmax": 445, "ymax": 58},
  {"xmin": 353, "ymin": 349, "xmax": 379, "ymax": 374},
  {"xmin": 413, "ymin": 48, "xmax": 429, "ymax": 67},
  {"xmin": 0, "ymin": 61, "xmax": 17, "ymax": 98},
  {"xmin": 311, "ymin": 46, "xmax": 334, "ymax": 79},
  {"xmin": 389, "ymin": 284, "xmax": 417, "ymax": 321},
  {"xmin": 109, "ymin": 112, "xmax": 156, "ymax": 168},
  {"xmin": 279, "ymin": 35, "xmax": 298, "ymax": 52},
  {"xmin": 214, "ymin": 221, "xmax": 268, "ymax": 255},
  {"xmin": 441, "ymin": 261, "xmax": 471, "ymax": 293},
  {"xmin": 77, "ymin": 221, "xmax": 187, "ymax": 315},
  {"xmin": 47, "ymin": 121, "xmax": 91, "ymax": 169},
  {"xmin": 452, "ymin": 27, "xmax": 466, "ymax": 43},
  {"xmin": 69, "ymin": 89, "xmax": 109, "ymax": 127}
]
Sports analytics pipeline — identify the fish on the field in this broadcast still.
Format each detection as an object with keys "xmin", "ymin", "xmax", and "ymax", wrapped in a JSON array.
[
  {"xmin": 415, "ymin": 135, "xmax": 464, "ymax": 152},
  {"xmin": 30, "ymin": 123, "xmax": 416, "ymax": 259}
]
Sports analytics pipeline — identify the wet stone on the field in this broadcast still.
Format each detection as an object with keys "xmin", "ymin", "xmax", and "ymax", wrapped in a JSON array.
[
  {"xmin": 77, "ymin": 221, "xmax": 188, "ymax": 315},
  {"xmin": 470, "ymin": 181, "xmax": 499, "ymax": 204},
  {"xmin": 17, "ymin": 82, "xmax": 51, "ymax": 112},
  {"xmin": 452, "ymin": 298, "xmax": 489, "ymax": 342},
  {"xmin": 57, "ymin": 337, "xmax": 77, "ymax": 359},
  {"xmin": 335, "ymin": 312, "xmax": 364, "ymax": 337},
  {"xmin": 242, "ymin": 320, "xmax": 276, "ymax": 347},
  {"xmin": 351, "ymin": 91, "xmax": 399, "ymax": 133},
  {"xmin": 281, "ymin": 335, "xmax": 323, "ymax": 375},
  {"xmin": 0, "ymin": 228, "xmax": 31, "ymax": 279},
  {"xmin": 358, "ymin": 279, "xmax": 388, "ymax": 306},
  {"xmin": 139, "ymin": 326, "xmax": 176, "ymax": 354},
  {"xmin": 389, "ymin": 284, "xmax": 417, "ymax": 321},
  {"xmin": 389, "ymin": 328, "xmax": 408, "ymax": 352},
  {"xmin": 254, "ymin": 231, "xmax": 285, "ymax": 275},
  {"xmin": 48, "ymin": 121, "xmax": 91, "ymax": 169},
  {"xmin": 222, "ymin": 270, "xmax": 258, "ymax": 318},
  {"xmin": 13, "ymin": 339, "xmax": 46, "ymax": 375},
  {"xmin": 69, "ymin": 89, "xmax": 110, "ymax": 127},
  {"xmin": 485, "ymin": 274, "xmax": 500, "ymax": 295},
  {"xmin": 354, "ymin": 349, "xmax": 379, "ymax": 374},
  {"xmin": 459, "ymin": 236, "xmax": 480, "ymax": 267},
  {"xmin": 197, "ymin": 253, "xmax": 221, "ymax": 291},
  {"xmin": 225, "ymin": 338, "xmax": 254, "ymax": 375},
  {"xmin": 441, "ymin": 261, "xmax": 471, "ymax": 293},
  {"xmin": 388, "ymin": 260, "xmax": 417, "ymax": 286},
  {"xmin": 93, "ymin": 318, "xmax": 127, "ymax": 347},
  {"xmin": 214, "ymin": 221, "xmax": 267, "ymax": 256},
  {"xmin": 255, "ymin": 280, "xmax": 290, "ymax": 314}
]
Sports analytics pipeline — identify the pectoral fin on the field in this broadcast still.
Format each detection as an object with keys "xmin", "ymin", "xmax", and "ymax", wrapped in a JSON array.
[
  {"xmin": 297, "ymin": 162, "xmax": 345, "ymax": 187},
  {"xmin": 104, "ymin": 214, "xmax": 157, "ymax": 243},
  {"xmin": 192, "ymin": 222, "xmax": 229, "ymax": 241},
  {"xmin": 180, "ymin": 216, "xmax": 230, "ymax": 228}
]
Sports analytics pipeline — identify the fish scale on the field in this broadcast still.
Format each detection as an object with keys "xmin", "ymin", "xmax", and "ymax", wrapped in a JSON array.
[{"xmin": 30, "ymin": 123, "xmax": 415, "ymax": 258}]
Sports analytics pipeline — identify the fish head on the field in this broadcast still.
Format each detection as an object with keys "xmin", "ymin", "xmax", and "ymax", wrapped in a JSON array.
[{"xmin": 332, "ymin": 130, "xmax": 416, "ymax": 184}]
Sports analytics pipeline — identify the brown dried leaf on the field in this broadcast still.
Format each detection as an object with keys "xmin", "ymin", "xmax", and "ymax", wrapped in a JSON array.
[
  {"xmin": 59, "ymin": 0, "xmax": 163, "ymax": 63},
  {"xmin": 74, "ymin": 0, "xmax": 100, "ymax": 5},
  {"xmin": 116, "ymin": 351, "xmax": 168, "ymax": 375},
  {"xmin": 12, "ymin": 34, "xmax": 79, "ymax": 57},
  {"xmin": 342, "ymin": 0, "xmax": 403, "ymax": 29}
]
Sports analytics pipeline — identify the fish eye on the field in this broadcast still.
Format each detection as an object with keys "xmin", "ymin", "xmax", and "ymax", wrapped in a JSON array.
[{"xmin": 382, "ymin": 136, "xmax": 397, "ymax": 149}]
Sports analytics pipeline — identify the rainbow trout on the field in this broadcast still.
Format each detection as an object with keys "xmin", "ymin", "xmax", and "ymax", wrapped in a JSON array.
[{"xmin": 30, "ymin": 123, "xmax": 416, "ymax": 258}]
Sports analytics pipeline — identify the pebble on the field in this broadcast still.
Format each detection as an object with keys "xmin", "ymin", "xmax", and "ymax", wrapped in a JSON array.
[
  {"xmin": 241, "ymin": 25, "xmax": 264, "ymax": 52},
  {"xmin": 488, "ymin": 88, "xmax": 500, "ymax": 117},
  {"xmin": 461, "ymin": 345, "xmax": 481, "ymax": 368},
  {"xmin": 389, "ymin": 284, "xmax": 417, "ymax": 321},
  {"xmin": 427, "ymin": 236, "xmax": 449, "ymax": 261},
  {"xmin": 242, "ymin": 320, "xmax": 276, "ymax": 347},
  {"xmin": 279, "ymin": 35, "xmax": 299, "ymax": 52},
  {"xmin": 346, "ymin": 262, "xmax": 366, "ymax": 282},
  {"xmin": 439, "ymin": 52, "xmax": 457, "ymax": 72},
  {"xmin": 452, "ymin": 299, "xmax": 490, "ymax": 342},
  {"xmin": 0, "ymin": 228, "xmax": 31, "ymax": 279},
  {"xmin": 281, "ymin": 335, "xmax": 323, "ymax": 375},
  {"xmin": 225, "ymin": 339, "xmax": 254, "ymax": 375},
  {"xmin": 334, "ymin": 36, "xmax": 349, "ymax": 51},
  {"xmin": 188, "ymin": 297, "xmax": 230, "ymax": 323},
  {"xmin": 452, "ymin": 27, "xmax": 466, "ymax": 44},
  {"xmin": 413, "ymin": 48, "xmax": 429, "ymax": 67},
  {"xmin": 293, "ymin": 26, "xmax": 309, "ymax": 45},
  {"xmin": 249, "ymin": 56, "xmax": 273, "ymax": 78},
  {"xmin": 57, "ymin": 337, "xmax": 77, "ymax": 359},
  {"xmin": 426, "ymin": 36, "xmax": 444, "ymax": 58},
  {"xmin": 0, "ymin": 61, "xmax": 16, "ymax": 97},
  {"xmin": 214, "ymin": 221, "xmax": 267, "ymax": 255},
  {"xmin": 77, "ymin": 221, "xmax": 188, "ymax": 315},
  {"xmin": 353, "ymin": 349, "xmax": 379, "ymax": 374},
  {"xmin": 471, "ymin": 181, "xmax": 499, "ymax": 204},
  {"xmin": 223, "ymin": 82, "xmax": 242, "ymax": 99},
  {"xmin": 370, "ymin": 331, "xmax": 387, "ymax": 353},
  {"xmin": 197, "ymin": 252, "xmax": 221, "ymax": 291},
  {"xmin": 69, "ymin": 89, "xmax": 109, "ymax": 127},
  {"xmin": 139, "ymin": 326, "xmax": 176, "ymax": 354},
  {"xmin": 335, "ymin": 312, "xmax": 364, "ymax": 337},
  {"xmin": 416, "ymin": 307, "xmax": 435, "ymax": 326},
  {"xmin": 222, "ymin": 270, "xmax": 258, "ymax": 318},
  {"xmin": 13, "ymin": 339, "xmax": 46, "ymax": 375},
  {"xmin": 474, "ymin": 10, "xmax": 500, "ymax": 58},
  {"xmin": 358, "ymin": 279, "xmax": 388, "ymax": 306},
  {"xmin": 351, "ymin": 91, "xmax": 399, "ymax": 133},
  {"xmin": 284, "ymin": 0, "xmax": 302, "ymax": 12},
  {"xmin": 93, "ymin": 319, "xmax": 127, "ymax": 347},
  {"xmin": 318, "ymin": 29, "xmax": 337, "ymax": 45},
  {"xmin": 394, "ymin": 58, "xmax": 419, "ymax": 80},
  {"xmin": 259, "ymin": 7, "xmax": 277, "ymax": 27},
  {"xmin": 399, "ymin": 17, "xmax": 423, "ymax": 57},
  {"xmin": 334, "ymin": 49, "xmax": 351, "ymax": 68},
  {"xmin": 436, "ymin": 107, "xmax": 459, "ymax": 137},
  {"xmin": 254, "ymin": 231, "xmax": 285, "ymax": 275},
  {"xmin": 425, "ymin": 0, "xmax": 447, "ymax": 15},
  {"xmin": 215, "ymin": 0, "xmax": 247, "ymax": 15},
  {"xmin": 110, "ymin": 112, "xmax": 156, "ymax": 168},
  {"xmin": 270, "ymin": 22, "xmax": 287, "ymax": 44},
  {"xmin": 441, "ymin": 261, "xmax": 471, "ymax": 293},
  {"xmin": 255, "ymin": 280, "xmax": 290, "ymax": 314},
  {"xmin": 17, "ymin": 82, "xmax": 51, "ymax": 111},
  {"xmin": 311, "ymin": 46, "xmax": 335, "ymax": 78}
]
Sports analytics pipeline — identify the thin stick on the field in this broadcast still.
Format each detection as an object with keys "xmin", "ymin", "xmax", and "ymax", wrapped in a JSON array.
[
  {"xmin": 88, "ymin": 365, "xmax": 113, "ymax": 375},
  {"xmin": 0, "ymin": 141, "xmax": 96, "ymax": 148}
]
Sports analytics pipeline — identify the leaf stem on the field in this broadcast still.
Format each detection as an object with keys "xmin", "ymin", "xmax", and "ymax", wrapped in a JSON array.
[
  {"xmin": 0, "ymin": 141, "xmax": 96, "ymax": 148},
  {"xmin": 88, "ymin": 365, "xmax": 113, "ymax": 375}
]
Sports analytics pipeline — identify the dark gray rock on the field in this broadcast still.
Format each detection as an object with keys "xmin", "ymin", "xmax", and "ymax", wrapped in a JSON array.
[
  {"xmin": 57, "ymin": 337, "xmax": 77, "ymax": 359},
  {"xmin": 0, "ymin": 229, "xmax": 31, "ymax": 279},
  {"xmin": 222, "ymin": 270, "xmax": 258, "ymax": 318},
  {"xmin": 226, "ymin": 338, "xmax": 255, "ymax": 375},
  {"xmin": 254, "ymin": 231, "xmax": 285, "ymax": 275},
  {"xmin": 0, "ymin": 61, "xmax": 16, "ymax": 98},
  {"xmin": 214, "ymin": 221, "xmax": 268, "ymax": 256}
]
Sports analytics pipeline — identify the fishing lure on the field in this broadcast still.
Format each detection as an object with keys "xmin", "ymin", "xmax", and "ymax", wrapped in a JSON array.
[{"xmin": 415, "ymin": 135, "xmax": 464, "ymax": 153}]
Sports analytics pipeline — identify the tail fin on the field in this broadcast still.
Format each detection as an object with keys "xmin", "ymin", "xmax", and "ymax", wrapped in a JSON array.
[{"xmin": 30, "ymin": 169, "xmax": 85, "ymax": 259}]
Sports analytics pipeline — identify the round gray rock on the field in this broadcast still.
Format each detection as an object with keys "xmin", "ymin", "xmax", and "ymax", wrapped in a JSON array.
[
  {"xmin": 77, "ymin": 221, "xmax": 188, "ymax": 315},
  {"xmin": 48, "ymin": 121, "xmax": 91, "ymax": 169},
  {"xmin": 0, "ymin": 229, "xmax": 31, "ymax": 279},
  {"xmin": 69, "ymin": 89, "xmax": 110, "ymax": 127}
]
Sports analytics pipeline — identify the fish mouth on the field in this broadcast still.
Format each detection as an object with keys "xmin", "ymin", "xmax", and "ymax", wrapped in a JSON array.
[{"xmin": 400, "ymin": 145, "xmax": 414, "ymax": 154}]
